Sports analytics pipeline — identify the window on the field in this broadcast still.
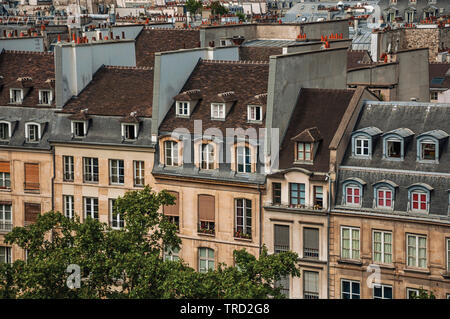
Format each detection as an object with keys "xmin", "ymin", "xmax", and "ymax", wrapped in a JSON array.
[
  {"xmin": 407, "ymin": 234, "xmax": 427, "ymax": 268},
  {"xmin": 164, "ymin": 140, "xmax": 179, "ymax": 166},
  {"xmin": 419, "ymin": 141, "xmax": 437, "ymax": 161},
  {"xmin": 355, "ymin": 137, "xmax": 369, "ymax": 156},
  {"xmin": 0, "ymin": 246, "xmax": 11, "ymax": 264},
  {"xmin": 373, "ymin": 230, "xmax": 392, "ymax": 264},
  {"xmin": 274, "ymin": 224, "xmax": 289, "ymax": 253},
  {"xmin": 109, "ymin": 199, "xmax": 123, "ymax": 229},
  {"xmin": 373, "ymin": 284, "xmax": 393, "ymax": 299},
  {"xmin": 0, "ymin": 204, "xmax": 12, "ymax": 232},
  {"xmin": 247, "ymin": 105, "xmax": 262, "ymax": 122},
  {"xmin": 24, "ymin": 163, "xmax": 39, "ymax": 191},
  {"xmin": 26, "ymin": 123, "xmax": 40, "ymax": 143},
  {"xmin": 63, "ymin": 195, "xmax": 74, "ymax": 219},
  {"xmin": 342, "ymin": 280, "xmax": 360, "ymax": 299},
  {"xmin": 200, "ymin": 143, "xmax": 214, "ymax": 170},
  {"xmin": 303, "ymin": 228, "xmax": 319, "ymax": 259},
  {"xmin": 198, "ymin": 195, "xmax": 215, "ymax": 235},
  {"xmin": 313, "ymin": 186, "xmax": 323, "ymax": 208},
  {"xmin": 198, "ymin": 247, "xmax": 214, "ymax": 272},
  {"xmin": 236, "ymin": 146, "xmax": 251, "ymax": 173},
  {"xmin": 24, "ymin": 203, "xmax": 40, "ymax": 225},
  {"xmin": 386, "ymin": 139, "xmax": 402, "ymax": 159},
  {"xmin": 0, "ymin": 122, "xmax": 10, "ymax": 141},
  {"xmin": 109, "ymin": 159, "xmax": 124, "ymax": 185},
  {"xmin": 63, "ymin": 156, "xmax": 74, "ymax": 182},
  {"xmin": 84, "ymin": 197, "xmax": 98, "ymax": 220},
  {"xmin": 164, "ymin": 246, "xmax": 180, "ymax": 261},
  {"xmin": 447, "ymin": 239, "xmax": 450, "ymax": 272},
  {"xmin": 211, "ymin": 103, "xmax": 225, "ymax": 119},
  {"xmin": 10, "ymin": 89, "xmax": 23, "ymax": 104},
  {"xmin": 235, "ymin": 198, "xmax": 252, "ymax": 239},
  {"xmin": 162, "ymin": 191, "xmax": 179, "ymax": 231},
  {"xmin": 122, "ymin": 124, "xmax": 137, "ymax": 140},
  {"xmin": 341, "ymin": 226, "xmax": 360, "ymax": 260},
  {"xmin": 407, "ymin": 288, "xmax": 419, "ymax": 299},
  {"xmin": 0, "ymin": 161, "xmax": 11, "ymax": 189},
  {"xmin": 272, "ymin": 182, "xmax": 281, "ymax": 205},
  {"xmin": 176, "ymin": 101, "xmax": 190, "ymax": 116},
  {"xmin": 376, "ymin": 188, "xmax": 393, "ymax": 209},
  {"xmin": 83, "ymin": 157, "xmax": 98, "ymax": 183},
  {"xmin": 275, "ymin": 276, "xmax": 290, "ymax": 297},
  {"xmin": 289, "ymin": 183, "xmax": 305, "ymax": 207},
  {"xmin": 430, "ymin": 91, "xmax": 438, "ymax": 101},
  {"xmin": 410, "ymin": 190, "xmax": 428, "ymax": 213},
  {"xmin": 303, "ymin": 271, "xmax": 319, "ymax": 299},
  {"xmin": 133, "ymin": 160, "xmax": 144, "ymax": 187},
  {"xmin": 297, "ymin": 142, "xmax": 312, "ymax": 161},
  {"xmin": 39, "ymin": 90, "xmax": 52, "ymax": 105},
  {"xmin": 72, "ymin": 121, "xmax": 86, "ymax": 138},
  {"xmin": 345, "ymin": 184, "xmax": 361, "ymax": 206}
]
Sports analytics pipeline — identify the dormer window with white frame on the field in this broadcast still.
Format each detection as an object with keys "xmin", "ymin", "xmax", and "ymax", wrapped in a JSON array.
[
  {"xmin": 373, "ymin": 181, "xmax": 397, "ymax": 210},
  {"xmin": 351, "ymin": 127, "xmax": 382, "ymax": 158},
  {"xmin": 164, "ymin": 140, "xmax": 179, "ymax": 167},
  {"xmin": 355, "ymin": 137, "xmax": 369, "ymax": 156},
  {"xmin": 382, "ymin": 128, "xmax": 414, "ymax": 161},
  {"xmin": 211, "ymin": 103, "xmax": 226, "ymax": 120},
  {"xmin": 247, "ymin": 105, "xmax": 262, "ymax": 122},
  {"xmin": 408, "ymin": 184, "xmax": 432, "ymax": 214},
  {"xmin": 176, "ymin": 101, "xmax": 190, "ymax": 117},
  {"xmin": 342, "ymin": 178, "xmax": 366, "ymax": 207},
  {"xmin": 121, "ymin": 123, "xmax": 138, "ymax": 141},
  {"xmin": 416, "ymin": 130, "xmax": 448, "ymax": 163},
  {"xmin": 0, "ymin": 121, "xmax": 11, "ymax": 141},
  {"xmin": 25, "ymin": 123, "xmax": 41, "ymax": 143},
  {"xmin": 10, "ymin": 88, "xmax": 23, "ymax": 104},
  {"xmin": 71, "ymin": 121, "xmax": 87, "ymax": 138},
  {"xmin": 39, "ymin": 90, "xmax": 52, "ymax": 105}
]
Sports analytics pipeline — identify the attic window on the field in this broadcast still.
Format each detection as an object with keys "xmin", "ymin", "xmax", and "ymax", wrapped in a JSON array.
[
  {"xmin": 211, "ymin": 103, "xmax": 225, "ymax": 119},
  {"xmin": 25, "ymin": 123, "xmax": 40, "ymax": 143},
  {"xmin": 297, "ymin": 142, "xmax": 312, "ymax": 161},
  {"xmin": 386, "ymin": 140, "xmax": 401, "ymax": 158},
  {"xmin": 176, "ymin": 101, "xmax": 190, "ymax": 117},
  {"xmin": 71, "ymin": 121, "xmax": 87, "ymax": 138},
  {"xmin": 10, "ymin": 89, "xmax": 23, "ymax": 104},
  {"xmin": 0, "ymin": 122, "xmax": 11, "ymax": 141},
  {"xmin": 420, "ymin": 141, "xmax": 436, "ymax": 161},
  {"xmin": 247, "ymin": 105, "xmax": 262, "ymax": 122},
  {"xmin": 39, "ymin": 90, "xmax": 52, "ymax": 105},
  {"xmin": 122, "ymin": 123, "xmax": 138, "ymax": 140}
]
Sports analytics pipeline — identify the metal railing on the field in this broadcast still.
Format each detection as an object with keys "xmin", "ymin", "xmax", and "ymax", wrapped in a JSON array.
[
  {"xmin": 274, "ymin": 245, "xmax": 289, "ymax": 254},
  {"xmin": 304, "ymin": 292, "xmax": 319, "ymax": 299},
  {"xmin": 303, "ymin": 247, "xmax": 319, "ymax": 259},
  {"xmin": 0, "ymin": 221, "xmax": 12, "ymax": 232}
]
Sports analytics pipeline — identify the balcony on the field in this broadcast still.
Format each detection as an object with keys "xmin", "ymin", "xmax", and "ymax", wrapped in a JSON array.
[
  {"xmin": 63, "ymin": 173, "xmax": 74, "ymax": 182},
  {"xmin": 274, "ymin": 245, "xmax": 289, "ymax": 254},
  {"xmin": 198, "ymin": 221, "xmax": 215, "ymax": 236},
  {"xmin": 304, "ymin": 292, "xmax": 319, "ymax": 299},
  {"xmin": 303, "ymin": 248, "xmax": 319, "ymax": 259},
  {"xmin": 0, "ymin": 221, "xmax": 12, "ymax": 232}
]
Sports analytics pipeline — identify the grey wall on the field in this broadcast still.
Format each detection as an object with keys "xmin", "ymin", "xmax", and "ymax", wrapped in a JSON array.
[
  {"xmin": 284, "ymin": 39, "xmax": 352, "ymax": 54},
  {"xmin": 0, "ymin": 37, "xmax": 44, "ymax": 52},
  {"xmin": 347, "ymin": 63, "xmax": 398, "ymax": 86},
  {"xmin": 396, "ymin": 48, "xmax": 430, "ymax": 102}
]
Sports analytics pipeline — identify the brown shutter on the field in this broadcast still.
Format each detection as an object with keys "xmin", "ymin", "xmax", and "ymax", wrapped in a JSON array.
[
  {"xmin": 24, "ymin": 203, "xmax": 41, "ymax": 224},
  {"xmin": 198, "ymin": 194, "xmax": 215, "ymax": 222},
  {"xmin": 24, "ymin": 163, "xmax": 39, "ymax": 190},
  {"xmin": 0, "ymin": 161, "xmax": 10, "ymax": 173},
  {"xmin": 163, "ymin": 191, "xmax": 179, "ymax": 216}
]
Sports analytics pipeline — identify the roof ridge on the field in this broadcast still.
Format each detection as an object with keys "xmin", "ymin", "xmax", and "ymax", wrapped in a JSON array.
[
  {"xmin": 3, "ymin": 50, "xmax": 54, "ymax": 55},
  {"xmin": 144, "ymin": 26, "xmax": 198, "ymax": 31},
  {"xmin": 200, "ymin": 59, "xmax": 269, "ymax": 65},
  {"xmin": 103, "ymin": 65, "xmax": 153, "ymax": 70}
]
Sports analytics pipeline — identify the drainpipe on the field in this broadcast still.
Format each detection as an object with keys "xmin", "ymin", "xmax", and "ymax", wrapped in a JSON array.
[
  {"xmin": 258, "ymin": 183, "xmax": 263, "ymax": 256},
  {"xmin": 51, "ymin": 146, "xmax": 55, "ymax": 211},
  {"xmin": 326, "ymin": 173, "xmax": 331, "ymax": 299}
]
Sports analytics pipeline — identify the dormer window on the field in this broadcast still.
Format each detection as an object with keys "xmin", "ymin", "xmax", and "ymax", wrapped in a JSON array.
[
  {"xmin": 176, "ymin": 101, "xmax": 190, "ymax": 117},
  {"xmin": 373, "ymin": 181, "xmax": 397, "ymax": 210},
  {"xmin": 201, "ymin": 143, "xmax": 215, "ymax": 170},
  {"xmin": 164, "ymin": 140, "xmax": 179, "ymax": 167},
  {"xmin": 342, "ymin": 178, "xmax": 366, "ymax": 207},
  {"xmin": 0, "ymin": 121, "xmax": 11, "ymax": 141},
  {"xmin": 382, "ymin": 128, "xmax": 413, "ymax": 161},
  {"xmin": 351, "ymin": 127, "xmax": 382, "ymax": 158},
  {"xmin": 420, "ymin": 142, "xmax": 436, "ymax": 160},
  {"xmin": 10, "ymin": 89, "xmax": 23, "ymax": 104},
  {"xmin": 122, "ymin": 123, "xmax": 138, "ymax": 140},
  {"xmin": 71, "ymin": 121, "xmax": 87, "ymax": 138},
  {"xmin": 416, "ymin": 130, "xmax": 448, "ymax": 163},
  {"xmin": 25, "ymin": 123, "xmax": 40, "ymax": 143},
  {"xmin": 408, "ymin": 184, "xmax": 433, "ymax": 213},
  {"xmin": 355, "ymin": 137, "xmax": 369, "ymax": 156},
  {"xmin": 247, "ymin": 105, "xmax": 262, "ymax": 122},
  {"xmin": 297, "ymin": 142, "xmax": 312, "ymax": 161},
  {"xmin": 211, "ymin": 103, "xmax": 225, "ymax": 120},
  {"xmin": 39, "ymin": 90, "xmax": 52, "ymax": 105},
  {"xmin": 386, "ymin": 139, "xmax": 401, "ymax": 158},
  {"xmin": 236, "ymin": 146, "xmax": 251, "ymax": 173}
]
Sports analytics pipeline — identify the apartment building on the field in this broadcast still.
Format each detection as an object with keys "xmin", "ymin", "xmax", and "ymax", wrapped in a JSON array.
[{"xmin": 329, "ymin": 100, "xmax": 450, "ymax": 299}]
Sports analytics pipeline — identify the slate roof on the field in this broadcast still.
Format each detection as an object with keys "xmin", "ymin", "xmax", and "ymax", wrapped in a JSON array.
[
  {"xmin": 239, "ymin": 46, "xmax": 283, "ymax": 62},
  {"xmin": 429, "ymin": 62, "xmax": 450, "ymax": 90},
  {"xmin": 347, "ymin": 49, "xmax": 372, "ymax": 70},
  {"xmin": 0, "ymin": 50, "xmax": 55, "ymax": 108},
  {"xmin": 278, "ymin": 88, "xmax": 356, "ymax": 173},
  {"xmin": 63, "ymin": 66, "xmax": 153, "ymax": 117},
  {"xmin": 135, "ymin": 28, "xmax": 200, "ymax": 67}
]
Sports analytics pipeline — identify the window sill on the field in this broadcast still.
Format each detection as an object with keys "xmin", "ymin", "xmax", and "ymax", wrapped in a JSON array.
[
  {"xmin": 0, "ymin": 188, "xmax": 11, "ymax": 192},
  {"xmin": 83, "ymin": 181, "xmax": 99, "ymax": 184},
  {"xmin": 24, "ymin": 189, "xmax": 40, "ymax": 194},
  {"xmin": 374, "ymin": 263, "xmax": 396, "ymax": 270},
  {"xmin": 234, "ymin": 236, "xmax": 253, "ymax": 242},
  {"xmin": 403, "ymin": 267, "xmax": 430, "ymax": 275},
  {"xmin": 197, "ymin": 232, "xmax": 215, "ymax": 237},
  {"xmin": 442, "ymin": 272, "xmax": 450, "ymax": 279},
  {"xmin": 337, "ymin": 259, "xmax": 363, "ymax": 266}
]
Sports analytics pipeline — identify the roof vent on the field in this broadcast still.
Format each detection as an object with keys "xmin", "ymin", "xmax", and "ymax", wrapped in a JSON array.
[{"xmin": 410, "ymin": 97, "xmax": 417, "ymax": 101}]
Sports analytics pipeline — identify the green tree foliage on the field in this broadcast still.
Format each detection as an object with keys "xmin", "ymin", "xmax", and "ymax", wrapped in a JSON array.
[
  {"xmin": 411, "ymin": 287, "xmax": 436, "ymax": 299},
  {"xmin": 0, "ymin": 186, "xmax": 299, "ymax": 299},
  {"xmin": 209, "ymin": 1, "xmax": 228, "ymax": 15},
  {"xmin": 236, "ymin": 12, "xmax": 246, "ymax": 22},
  {"xmin": 185, "ymin": 0, "xmax": 203, "ymax": 17}
]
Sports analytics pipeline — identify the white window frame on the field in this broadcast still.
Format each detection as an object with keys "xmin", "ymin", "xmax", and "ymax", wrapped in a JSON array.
[
  {"xmin": 0, "ymin": 121, "xmax": 11, "ymax": 141},
  {"xmin": 25, "ymin": 122, "xmax": 41, "ymax": 142},
  {"xmin": 121, "ymin": 123, "xmax": 138, "ymax": 140},
  {"xmin": 83, "ymin": 157, "xmax": 98, "ymax": 183},
  {"xmin": 236, "ymin": 146, "xmax": 251, "ymax": 173},
  {"xmin": 109, "ymin": 159, "xmax": 124, "ymax": 185},
  {"xmin": 38, "ymin": 90, "xmax": 52, "ymax": 105},
  {"xmin": 63, "ymin": 195, "xmax": 74, "ymax": 219},
  {"xmin": 418, "ymin": 138, "xmax": 438, "ymax": 163},
  {"xmin": 0, "ymin": 171, "xmax": 11, "ymax": 189},
  {"xmin": 373, "ymin": 284, "xmax": 393, "ymax": 299},
  {"xmin": 133, "ymin": 160, "xmax": 145, "ymax": 187},
  {"xmin": 71, "ymin": 120, "xmax": 87, "ymax": 138},
  {"xmin": 0, "ymin": 204, "xmax": 12, "ymax": 232},
  {"xmin": 345, "ymin": 184, "xmax": 362, "ymax": 206},
  {"xmin": 406, "ymin": 234, "xmax": 427, "ymax": 269},
  {"xmin": 0, "ymin": 246, "xmax": 12, "ymax": 264},
  {"xmin": 200, "ymin": 143, "xmax": 215, "ymax": 170},
  {"xmin": 63, "ymin": 155, "xmax": 74, "ymax": 182},
  {"xmin": 372, "ymin": 230, "xmax": 393, "ymax": 264},
  {"xmin": 341, "ymin": 279, "xmax": 360, "ymax": 299},
  {"xmin": 211, "ymin": 103, "xmax": 225, "ymax": 119},
  {"xmin": 247, "ymin": 105, "xmax": 262, "ymax": 122},
  {"xmin": 176, "ymin": 101, "xmax": 190, "ymax": 117},
  {"xmin": 406, "ymin": 288, "xmax": 420, "ymax": 299},
  {"xmin": 354, "ymin": 136, "xmax": 370, "ymax": 157},
  {"xmin": 84, "ymin": 197, "xmax": 98, "ymax": 220},
  {"xmin": 164, "ymin": 140, "xmax": 179, "ymax": 167},
  {"xmin": 235, "ymin": 198, "xmax": 252, "ymax": 237},
  {"xmin": 164, "ymin": 245, "xmax": 180, "ymax": 261},
  {"xmin": 9, "ymin": 88, "xmax": 23, "ymax": 104},
  {"xmin": 340, "ymin": 226, "xmax": 360, "ymax": 260},
  {"xmin": 410, "ymin": 189, "xmax": 429, "ymax": 213},
  {"xmin": 198, "ymin": 247, "xmax": 214, "ymax": 272},
  {"xmin": 109, "ymin": 199, "xmax": 123, "ymax": 229},
  {"xmin": 376, "ymin": 187, "xmax": 393, "ymax": 209}
]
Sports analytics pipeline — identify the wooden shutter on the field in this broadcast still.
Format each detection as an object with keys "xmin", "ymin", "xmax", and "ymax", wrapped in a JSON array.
[
  {"xmin": 0, "ymin": 161, "xmax": 10, "ymax": 173},
  {"xmin": 24, "ymin": 163, "xmax": 39, "ymax": 190},
  {"xmin": 274, "ymin": 224, "xmax": 290, "ymax": 249},
  {"xmin": 303, "ymin": 228, "xmax": 319, "ymax": 250},
  {"xmin": 24, "ymin": 203, "xmax": 41, "ymax": 224},
  {"xmin": 163, "ymin": 191, "xmax": 179, "ymax": 216},
  {"xmin": 198, "ymin": 195, "xmax": 215, "ymax": 222}
]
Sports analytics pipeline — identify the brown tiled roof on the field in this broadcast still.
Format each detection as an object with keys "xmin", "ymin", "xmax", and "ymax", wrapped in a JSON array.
[
  {"xmin": 347, "ymin": 49, "xmax": 372, "ymax": 70},
  {"xmin": 239, "ymin": 46, "xmax": 282, "ymax": 61},
  {"xmin": 159, "ymin": 59, "xmax": 270, "ymax": 133},
  {"xmin": 429, "ymin": 62, "xmax": 450, "ymax": 89},
  {"xmin": 68, "ymin": 109, "xmax": 90, "ymax": 121},
  {"xmin": 291, "ymin": 127, "xmax": 322, "ymax": 142},
  {"xmin": 279, "ymin": 88, "xmax": 356, "ymax": 172},
  {"xmin": 213, "ymin": 91, "xmax": 237, "ymax": 103},
  {"xmin": 63, "ymin": 66, "xmax": 153, "ymax": 117},
  {"xmin": 120, "ymin": 111, "xmax": 141, "ymax": 123},
  {"xmin": 247, "ymin": 93, "xmax": 267, "ymax": 105},
  {"xmin": 173, "ymin": 89, "xmax": 202, "ymax": 101},
  {"xmin": 0, "ymin": 50, "xmax": 55, "ymax": 107},
  {"xmin": 135, "ymin": 28, "xmax": 201, "ymax": 67}
]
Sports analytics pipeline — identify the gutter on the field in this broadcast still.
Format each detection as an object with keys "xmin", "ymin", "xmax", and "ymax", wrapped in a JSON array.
[
  {"xmin": 51, "ymin": 145, "xmax": 55, "ymax": 211},
  {"xmin": 326, "ymin": 172, "xmax": 331, "ymax": 299},
  {"xmin": 258, "ymin": 183, "xmax": 263, "ymax": 256}
]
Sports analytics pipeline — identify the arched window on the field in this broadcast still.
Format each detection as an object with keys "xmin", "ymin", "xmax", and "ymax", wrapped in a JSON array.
[
  {"xmin": 373, "ymin": 181, "xmax": 397, "ymax": 210},
  {"xmin": 342, "ymin": 178, "xmax": 365, "ymax": 207},
  {"xmin": 351, "ymin": 127, "xmax": 382, "ymax": 158},
  {"xmin": 408, "ymin": 184, "xmax": 432, "ymax": 213},
  {"xmin": 25, "ymin": 122, "xmax": 40, "ymax": 143}
]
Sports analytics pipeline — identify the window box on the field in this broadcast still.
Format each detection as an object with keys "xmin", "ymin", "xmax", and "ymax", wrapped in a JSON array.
[
  {"xmin": 198, "ymin": 222, "xmax": 215, "ymax": 236},
  {"xmin": 234, "ymin": 230, "xmax": 252, "ymax": 240}
]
